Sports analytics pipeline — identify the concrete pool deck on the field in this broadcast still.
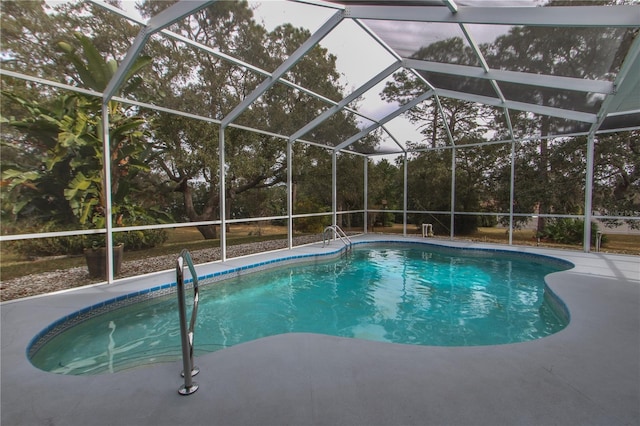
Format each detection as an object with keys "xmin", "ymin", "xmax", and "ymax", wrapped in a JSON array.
[{"xmin": 1, "ymin": 235, "xmax": 639, "ymax": 425}]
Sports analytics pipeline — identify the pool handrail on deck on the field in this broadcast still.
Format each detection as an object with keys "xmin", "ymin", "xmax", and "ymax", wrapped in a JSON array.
[{"xmin": 176, "ymin": 249, "xmax": 200, "ymax": 395}]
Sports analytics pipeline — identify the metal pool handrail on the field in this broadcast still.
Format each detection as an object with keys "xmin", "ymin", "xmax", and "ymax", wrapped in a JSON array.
[
  {"xmin": 322, "ymin": 225, "xmax": 352, "ymax": 251},
  {"xmin": 176, "ymin": 249, "xmax": 200, "ymax": 396}
]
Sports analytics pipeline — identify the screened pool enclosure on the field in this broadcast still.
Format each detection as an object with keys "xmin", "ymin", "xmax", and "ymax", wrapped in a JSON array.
[{"xmin": 1, "ymin": 0, "xmax": 639, "ymax": 282}]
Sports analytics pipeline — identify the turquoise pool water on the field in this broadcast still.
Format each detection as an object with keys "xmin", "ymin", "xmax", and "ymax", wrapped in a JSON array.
[{"xmin": 30, "ymin": 244, "xmax": 571, "ymax": 375}]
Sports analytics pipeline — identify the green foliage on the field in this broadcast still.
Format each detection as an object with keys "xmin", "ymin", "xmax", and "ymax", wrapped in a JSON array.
[
  {"xmin": 295, "ymin": 200, "xmax": 331, "ymax": 233},
  {"xmin": 337, "ymin": 154, "xmax": 364, "ymax": 213},
  {"xmin": 537, "ymin": 219, "xmax": 604, "ymax": 246},
  {"xmin": 593, "ymin": 132, "xmax": 640, "ymax": 230},
  {"xmin": 56, "ymin": 33, "xmax": 151, "ymax": 95},
  {"xmin": 2, "ymin": 213, "xmax": 170, "ymax": 255},
  {"xmin": 2, "ymin": 0, "xmax": 637, "ymax": 248},
  {"xmin": 3, "ymin": 222, "xmax": 85, "ymax": 256},
  {"xmin": 480, "ymin": 215, "xmax": 498, "ymax": 227},
  {"xmin": 454, "ymin": 216, "xmax": 480, "ymax": 236},
  {"xmin": 139, "ymin": 3, "xmax": 368, "ymax": 238},
  {"xmin": 383, "ymin": 212, "xmax": 395, "ymax": 227},
  {"xmin": 6, "ymin": 227, "xmax": 169, "ymax": 256},
  {"xmin": 1, "ymin": 33, "xmax": 161, "ymax": 236},
  {"xmin": 114, "ymin": 229, "xmax": 168, "ymax": 251}
]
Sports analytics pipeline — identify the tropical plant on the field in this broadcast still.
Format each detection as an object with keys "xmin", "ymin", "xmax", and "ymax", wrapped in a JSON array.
[{"xmin": 1, "ymin": 33, "xmax": 164, "ymax": 246}]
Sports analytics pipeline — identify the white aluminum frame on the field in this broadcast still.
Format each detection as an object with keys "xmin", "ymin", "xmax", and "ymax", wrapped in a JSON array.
[{"xmin": 1, "ymin": 1, "xmax": 639, "ymax": 285}]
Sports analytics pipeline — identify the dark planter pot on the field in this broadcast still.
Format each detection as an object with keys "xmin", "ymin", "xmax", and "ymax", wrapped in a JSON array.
[{"xmin": 84, "ymin": 244, "xmax": 124, "ymax": 279}]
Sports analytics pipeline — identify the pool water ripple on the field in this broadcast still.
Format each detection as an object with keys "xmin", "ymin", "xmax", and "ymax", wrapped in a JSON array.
[{"xmin": 29, "ymin": 244, "xmax": 571, "ymax": 375}]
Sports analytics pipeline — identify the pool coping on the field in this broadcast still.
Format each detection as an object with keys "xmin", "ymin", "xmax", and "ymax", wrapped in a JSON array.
[
  {"xmin": 26, "ymin": 237, "xmax": 575, "ymax": 360},
  {"xmin": 2, "ymin": 235, "xmax": 639, "ymax": 425}
]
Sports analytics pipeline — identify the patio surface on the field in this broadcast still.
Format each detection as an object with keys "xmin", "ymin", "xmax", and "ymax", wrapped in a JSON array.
[{"xmin": 1, "ymin": 235, "xmax": 639, "ymax": 425}]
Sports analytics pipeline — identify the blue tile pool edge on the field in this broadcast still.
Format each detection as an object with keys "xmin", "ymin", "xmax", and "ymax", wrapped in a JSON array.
[
  {"xmin": 26, "ymin": 240, "xmax": 574, "ymax": 360},
  {"xmin": 26, "ymin": 245, "xmax": 347, "ymax": 359}
]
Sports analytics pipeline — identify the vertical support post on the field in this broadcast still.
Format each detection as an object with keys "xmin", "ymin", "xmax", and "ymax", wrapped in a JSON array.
[
  {"xmin": 364, "ymin": 157, "xmax": 368, "ymax": 234},
  {"xmin": 219, "ymin": 126, "xmax": 227, "ymax": 261},
  {"xmin": 101, "ymin": 103, "xmax": 114, "ymax": 283},
  {"xmin": 403, "ymin": 152, "xmax": 408, "ymax": 237},
  {"xmin": 450, "ymin": 147, "xmax": 456, "ymax": 240},
  {"xmin": 287, "ymin": 141, "xmax": 293, "ymax": 249},
  {"xmin": 583, "ymin": 134, "xmax": 596, "ymax": 253},
  {"xmin": 332, "ymin": 151, "xmax": 337, "ymax": 229},
  {"xmin": 509, "ymin": 141, "xmax": 516, "ymax": 246}
]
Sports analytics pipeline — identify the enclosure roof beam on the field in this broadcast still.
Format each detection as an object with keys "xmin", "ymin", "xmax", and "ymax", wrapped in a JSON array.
[
  {"xmin": 145, "ymin": 1, "xmax": 213, "ymax": 33},
  {"xmin": 457, "ymin": 22, "xmax": 514, "ymax": 141},
  {"xmin": 344, "ymin": 5, "xmax": 640, "ymax": 27},
  {"xmin": 380, "ymin": 125, "xmax": 408, "ymax": 154},
  {"xmin": 589, "ymin": 31, "xmax": 640, "ymax": 135},
  {"xmin": 334, "ymin": 90, "xmax": 434, "ymax": 151},
  {"xmin": 221, "ymin": 9, "xmax": 344, "ymax": 127},
  {"xmin": 403, "ymin": 59, "xmax": 615, "ymax": 95},
  {"xmin": 102, "ymin": 0, "xmax": 215, "ymax": 102},
  {"xmin": 289, "ymin": 61, "xmax": 401, "ymax": 142},
  {"xmin": 92, "ymin": 1, "xmax": 351, "ymax": 114},
  {"xmin": 458, "ymin": 21, "xmax": 509, "ymax": 106},
  {"xmin": 95, "ymin": 3, "xmax": 382, "ymax": 128},
  {"xmin": 292, "ymin": 0, "xmax": 344, "ymax": 10},
  {"xmin": 160, "ymin": 25, "xmax": 378, "ymax": 126},
  {"xmin": 442, "ymin": 0, "xmax": 458, "ymax": 14},
  {"xmin": 436, "ymin": 89, "xmax": 597, "ymax": 123},
  {"xmin": 0, "ymin": 69, "xmax": 100, "ymax": 98},
  {"xmin": 434, "ymin": 93, "xmax": 456, "ymax": 147}
]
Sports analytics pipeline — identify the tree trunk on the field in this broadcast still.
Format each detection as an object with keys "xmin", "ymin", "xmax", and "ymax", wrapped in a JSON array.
[
  {"xmin": 292, "ymin": 182, "xmax": 297, "ymax": 209},
  {"xmin": 431, "ymin": 111, "xmax": 438, "ymax": 148},
  {"xmin": 537, "ymin": 116, "xmax": 550, "ymax": 234},
  {"xmin": 178, "ymin": 179, "xmax": 219, "ymax": 239},
  {"xmin": 197, "ymin": 224, "xmax": 217, "ymax": 239}
]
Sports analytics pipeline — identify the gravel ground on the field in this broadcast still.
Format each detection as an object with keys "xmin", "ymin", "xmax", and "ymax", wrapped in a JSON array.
[{"xmin": 0, "ymin": 235, "xmax": 323, "ymax": 302}]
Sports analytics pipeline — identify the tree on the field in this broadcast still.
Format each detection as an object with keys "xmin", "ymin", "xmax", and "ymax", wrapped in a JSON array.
[
  {"xmin": 593, "ymin": 130, "xmax": 640, "ymax": 229},
  {"xmin": 138, "ymin": 1, "xmax": 369, "ymax": 239},
  {"xmin": 1, "ymin": 33, "xmax": 159, "ymax": 233},
  {"xmin": 381, "ymin": 2, "xmax": 635, "ymax": 238},
  {"xmin": 481, "ymin": 6, "xmax": 634, "ymax": 232},
  {"xmin": 337, "ymin": 152, "xmax": 365, "ymax": 228},
  {"xmin": 1, "ymin": 1, "xmax": 141, "ymax": 89}
]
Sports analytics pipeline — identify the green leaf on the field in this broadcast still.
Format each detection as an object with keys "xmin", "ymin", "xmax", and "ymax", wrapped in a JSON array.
[
  {"xmin": 106, "ymin": 59, "xmax": 118, "ymax": 77},
  {"xmin": 123, "ymin": 55, "xmax": 152, "ymax": 84},
  {"xmin": 110, "ymin": 118, "xmax": 145, "ymax": 142},
  {"xmin": 11, "ymin": 200, "xmax": 29, "ymax": 216},
  {"xmin": 75, "ymin": 33, "xmax": 110, "ymax": 90},
  {"xmin": 1, "ymin": 170, "xmax": 41, "ymax": 192}
]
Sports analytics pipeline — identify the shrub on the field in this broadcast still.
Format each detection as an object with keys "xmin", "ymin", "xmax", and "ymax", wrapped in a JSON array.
[
  {"xmin": 296, "ymin": 215, "xmax": 331, "ymax": 234},
  {"xmin": 295, "ymin": 200, "xmax": 331, "ymax": 233},
  {"xmin": 3, "ymin": 222, "xmax": 85, "ymax": 256},
  {"xmin": 115, "ymin": 229, "xmax": 168, "ymax": 251},
  {"xmin": 538, "ymin": 219, "xmax": 605, "ymax": 246},
  {"xmin": 480, "ymin": 215, "xmax": 498, "ymax": 227},
  {"xmin": 3, "ymin": 221, "xmax": 168, "ymax": 256},
  {"xmin": 454, "ymin": 215, "xmax": 479, "ymax": 235}
]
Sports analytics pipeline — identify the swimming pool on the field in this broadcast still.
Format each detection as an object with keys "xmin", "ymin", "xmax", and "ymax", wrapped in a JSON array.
[{"xmin": 29, "ymin": 243, "xmax": 572, "ymax": 375}]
